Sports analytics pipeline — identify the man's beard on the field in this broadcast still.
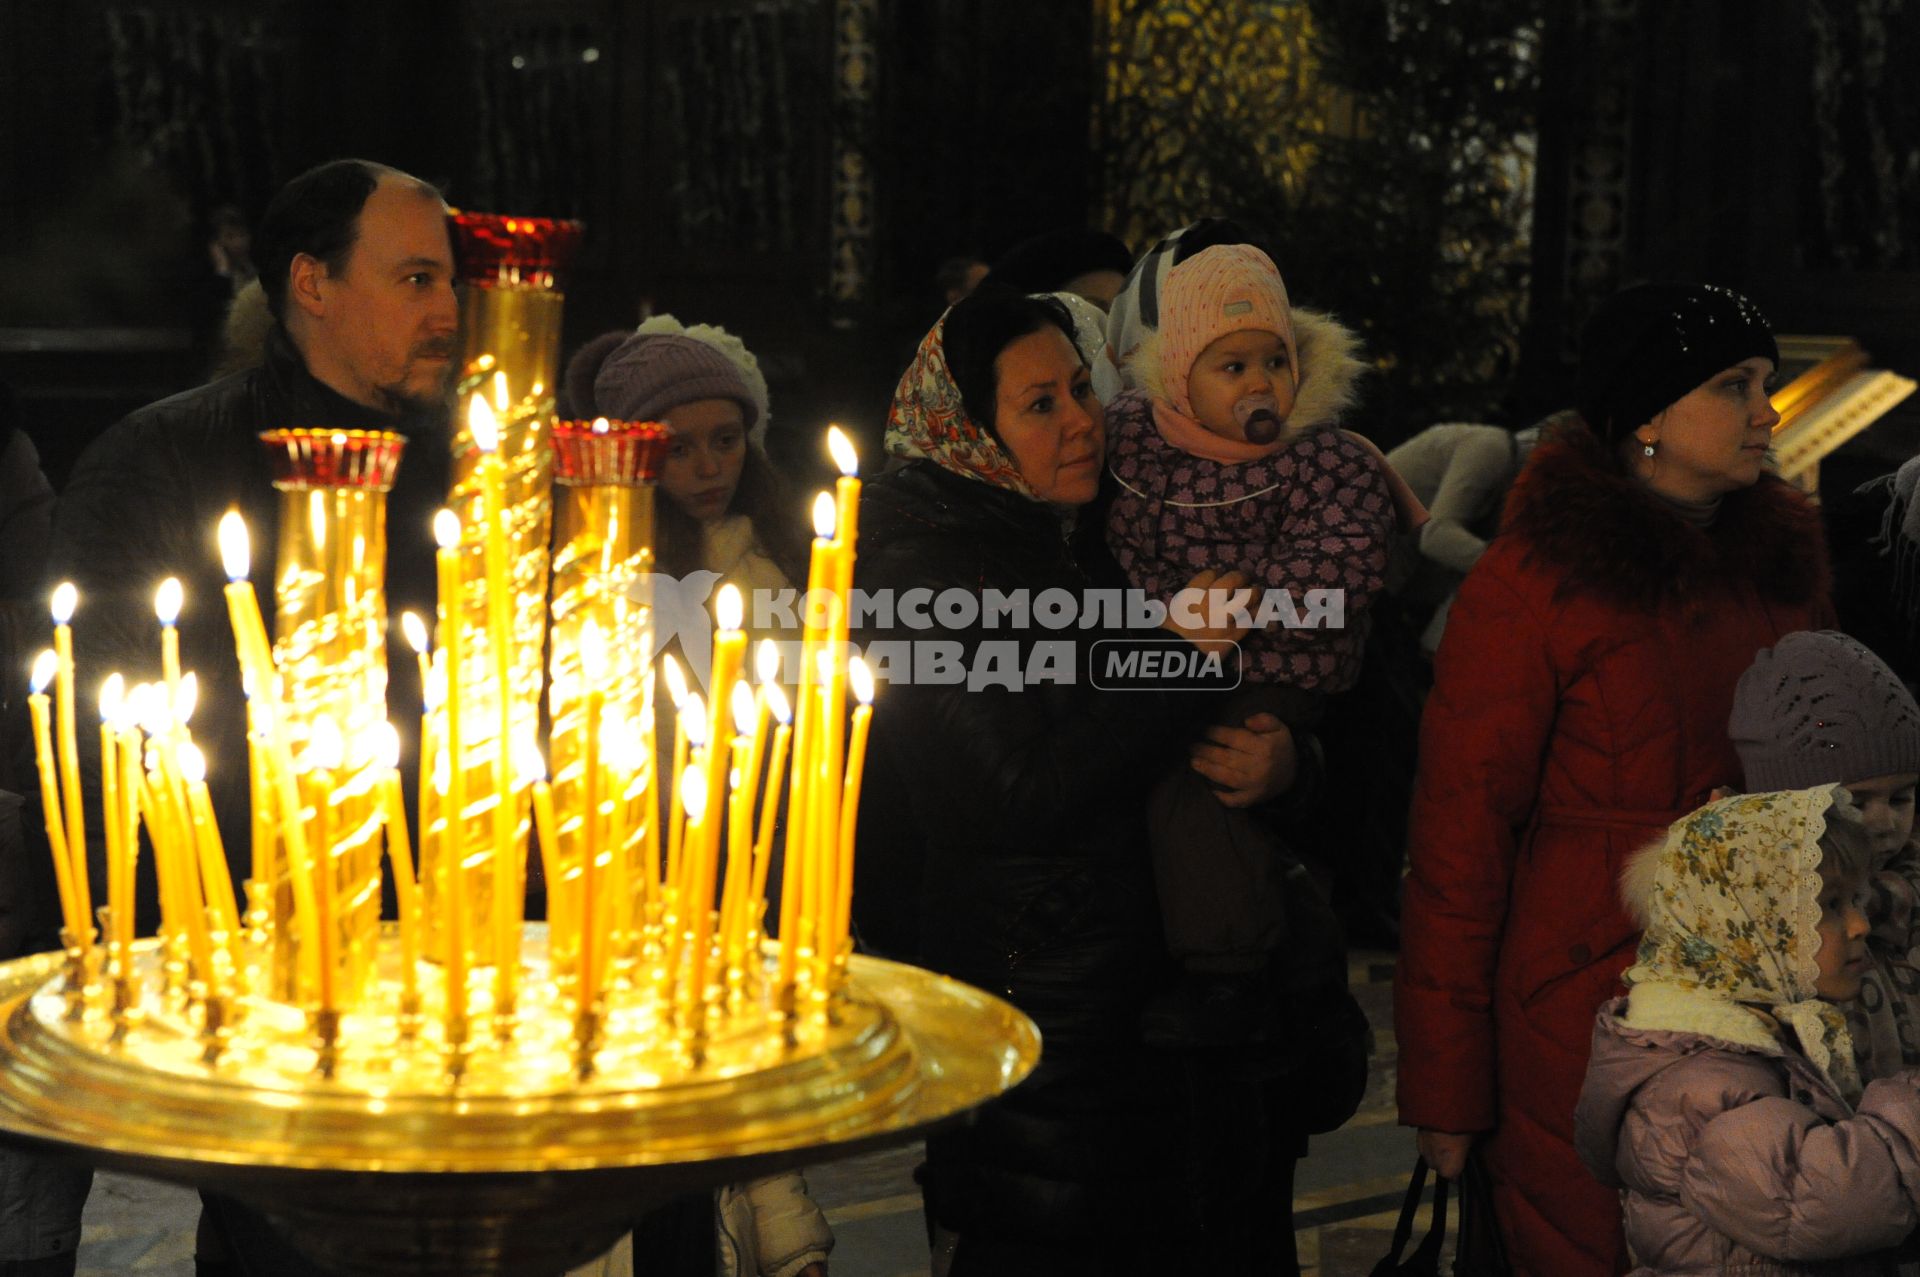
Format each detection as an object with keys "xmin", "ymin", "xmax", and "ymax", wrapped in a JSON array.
[{"xmin": 375, "ymin": 346, "xmax": 456, "ymax": 416}]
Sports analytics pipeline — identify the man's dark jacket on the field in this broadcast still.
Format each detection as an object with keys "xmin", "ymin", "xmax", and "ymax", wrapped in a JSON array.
[{"xmin": 46, "ymin": 328, "xmax": 450, "ymax": 929}]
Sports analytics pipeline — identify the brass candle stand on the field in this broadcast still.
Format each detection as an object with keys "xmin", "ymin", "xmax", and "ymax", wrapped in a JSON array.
[
  {"xmin": 0, "ymin": 935, "xmax": 1038, "ymax": 1276},
  {"xmin": 0, "ymin": 210, "xmax": 1023, "ymax": 1275}
]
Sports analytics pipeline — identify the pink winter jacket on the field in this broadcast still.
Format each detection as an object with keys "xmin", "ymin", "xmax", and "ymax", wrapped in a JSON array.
[{"xmin": 1575, "ymin": 994, "xmax": 1920, "ymax": 1275}]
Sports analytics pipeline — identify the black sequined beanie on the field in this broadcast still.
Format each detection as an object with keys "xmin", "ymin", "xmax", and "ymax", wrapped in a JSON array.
[
  {"xmin": 1730, "ymin": 630, "xmax": 1920, "ymax": 791},
  {"xmin": 1576, "ymin": 282, "xmax": 1779, "ymax": 447}
]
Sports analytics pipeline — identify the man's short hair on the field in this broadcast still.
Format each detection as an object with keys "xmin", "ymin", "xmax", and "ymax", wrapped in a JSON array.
[{"xmin": 257, "ymin": 159, "xmax": 444, "ymax": 321}]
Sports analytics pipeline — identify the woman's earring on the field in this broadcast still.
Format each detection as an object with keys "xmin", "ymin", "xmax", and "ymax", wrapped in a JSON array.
[{"xmin": 1642, "ymin": 441, "xmax": 1657, "ymax": 458}]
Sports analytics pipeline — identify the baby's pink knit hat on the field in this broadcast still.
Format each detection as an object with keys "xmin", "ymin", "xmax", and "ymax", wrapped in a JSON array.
[{"xmin": 1156, "ymin": 243, "xmax": 1295, "ymax": 419}]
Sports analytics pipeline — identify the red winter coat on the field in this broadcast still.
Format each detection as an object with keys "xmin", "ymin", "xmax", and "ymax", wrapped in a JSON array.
[{"xmin": 1395, "ymin": 426, "xmax": 1830, "ymax": 1277}]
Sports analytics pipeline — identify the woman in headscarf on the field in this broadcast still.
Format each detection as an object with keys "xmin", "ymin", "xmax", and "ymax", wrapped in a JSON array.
[
  {"xmin": 1396, "ymin": 282, "xmax": 1832, "ymax": 1276},
  {"xmin": 851, "ymin": 288, "xmax": 1305, "ymax": 1275}
]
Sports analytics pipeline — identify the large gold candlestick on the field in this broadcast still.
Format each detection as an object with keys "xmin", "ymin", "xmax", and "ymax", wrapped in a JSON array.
[
  {"xmin": 546, "ymin": 419, "xmax": 667, "ymax": 979},
  {"xmin": 444, "ymin": 212, "xmax": 582, "ymax": 967},
  {"xmin": 261, "ymin": 429, "xmax": 405, "ymax": 1008}
]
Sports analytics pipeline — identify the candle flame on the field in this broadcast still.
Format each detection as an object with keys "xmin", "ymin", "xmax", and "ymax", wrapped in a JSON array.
[
  {"xmin": 681, "ymin": 694, "xmax": 708, "ymax": 748},
  {"xmin": 681, "ymin": 765, "xmax": 708, "ymax": 824},
  {"xmin": 154, "ymin": 577, "xmax": 183, "ymax": 626},
  {"xmin": 374, "ymin": 721, "xmax": 402, "ymax": 772},
  {"xmin": 127, "ymin": 683, "xmax": 158, "ymax": 735},
  {"xmin": 715, "ymin": 582, "xmax": 744, "ymax": 632},
  {"xmin": 50, "ymin": 582, "xmax": 77, "ymax": 626},
  {"xmin": 308, "ymin": 718, "xmax": 346, "ymax": 772},
  {"xmin": 218, "ymin": 511, "xmax": 251, "ymax": 581},
  {"xmin": 400, "ymin": 611, "xmax": 429, "ymax": 655},
  {"xmin": 662, "ymin": 654, "xmax": 688, "ymax": 708},
  {"xmin": 492, "ymin": 370, "xmax": 510, "ymax": 414},
  {"xmin": 827, "ymin": 424, "xmax": 858, "ymax": 477},
  {"xmin": 433, "ymin": 508, "xmax": 461, "ymax": 550},
  {"xmin": 591, "ymin": 416, "xmax": 610, "ymax": 434},
  {"xmin": 850, "ymin": 656, "xmax": 876, "ymax": 705},
  {"xmin": 580, "ymin": 619, "xmax": 608, "ymax": 681},
  {"xmin": 812, "ymin": 492, "xmax": 837, "ymax": 539},
  {"xmin": 29, "ymin": 649, "xmax": 55, "ymax": 694},
  {"xmin": 99, "ymin": 672, "xmax": 125, "ymax": 723},
  {"xmin": 512, "ymin": 731, "xmax": 546, "ymax": 785},
  {"xmin": 755, "ymin": 638, "xmax": 781, "ymax": 685},
  {"xmin": 179, "ymin": 741, "xmax": 208, "ymax": 786},
  {"xmin": 731, "ymin": 680, "xmax": 756, "ymax": 735},
  {"xmin": 468, "ymin": 394, "xmax": 501, "ymax": 454},
  {"xmin": 766, "ymin": 681, "xmax": 792, "ymax": 725},
  {"xmin": 815, "ymin": 647, "xmax": 835, "ymax": 683},
  {"xmin": 177, "ymin": 671, "xmax": 199, "ymax": 724},
  {"xmin": 605, "ymin": 714, "xmax": 643, "ymax": 772}
]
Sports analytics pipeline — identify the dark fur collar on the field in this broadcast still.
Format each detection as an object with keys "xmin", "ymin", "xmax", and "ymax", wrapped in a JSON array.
[{"xmin": 1501, "ymin": 423, "xmax": 1829, "ymax": 612}]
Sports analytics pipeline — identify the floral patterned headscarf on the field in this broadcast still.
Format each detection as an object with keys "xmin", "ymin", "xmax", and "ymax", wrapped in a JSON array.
[
  {"xmin": 885, "ymin": 313, "xmax": 1039, "ymax": 499},
  {"xmin": 1625, "ymin": 786, "xmax": 1863, "ymax": 1101}
]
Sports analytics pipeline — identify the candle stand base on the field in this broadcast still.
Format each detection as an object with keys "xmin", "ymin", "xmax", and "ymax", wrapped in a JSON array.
[{"xmin": 0, "ymin": 931, "xmax": 1038, "ymax": 1277}]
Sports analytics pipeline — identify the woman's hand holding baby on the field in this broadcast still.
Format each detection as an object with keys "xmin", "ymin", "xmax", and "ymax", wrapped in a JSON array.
[
  {"xmin": 1191, "ymin": 712, "xmax": 1298, "ymax": 807},
  {"xmin": 1163, "ymin": 567, "xmax": 1255, "ymax": 654}
]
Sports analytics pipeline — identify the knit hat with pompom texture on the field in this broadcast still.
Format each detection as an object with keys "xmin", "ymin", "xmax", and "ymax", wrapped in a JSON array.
[{"xmin": 1729, "ymin": 630, "xmax": 1920, "ymax": 791}]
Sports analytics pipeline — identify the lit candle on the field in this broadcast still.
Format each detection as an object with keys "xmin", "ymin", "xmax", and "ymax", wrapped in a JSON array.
[
  {"xmin": 434, "ymin": 508, "xmax": 468, "ymax": 1038},
  {"xmin": 98, "ymin": 674, "xmax": 125, "ymax": 946},
  {"xmin": 826, "ymin": 424, "xmax": 862, "ymax": 564},
  {"xmin": 678, "ymin": 762, "xmax": 710, "ymax": 1023},
  {"xmin": 832, "ymin": 657, "xmax": 875, "ymax": 958},
  {"xmin": 50, "ymin": 583, "xmax": 91, "ymax": 941},
  {"xmin": 26, "ymin": 651, "xmax": 81, "ymax": 942},
  {"xmin": 577, "ymin": 620, "xmax": 607, "ymax": 1006},
  {"xmin": 517, "ymin": 736, "xmax": 560, "ymax": 952},
  {"xmin": 469, "ymin": 395, "xmax": 518, "ymax": 999},
  {"xmin": 718, "ymin": 681, "xmax": 762, "ymax": 969},
  {"xmin": 661, "ymin": 656, "xmax": 691, "ymax": 898},
  {"xmin": 373, "ymin": 722, "xmax": 419, "ymax": 1011},
  {"xmin": 305, "ymin": 718, "xmax": 345, "ymax": 1012},
  {"xmin": 178, "ymin": 742, "xmax": 240, "ymax": 935},
  {"xmin": 218, "ymin": 512, "xmax": 320, "ymax": 987},
  {"xmin": 778, "ymin": 496, "xmax": 837, "ymax": 994},
  {"xmin": 400, "ymin": 611, "xmax": 431, "ymax": 693},
  {"xmin": 747, "ymin": 682, "xmax": 793, "ymax": 943},
  {"xmin": 672, "ymin": 696, "xmax": 707, "ymax": 910},
  {"xmin": 154, "ymin": 577, "xmax": 184, "ymax": 733},
  {"xmin": 691, "ymin": 587, "xmax": 746, "ymax": 944},
  {"xmin": 114, "ymin": 688, "xmax": 148, "ymax": 955}
]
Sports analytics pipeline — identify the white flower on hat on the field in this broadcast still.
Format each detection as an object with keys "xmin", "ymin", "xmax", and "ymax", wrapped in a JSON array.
[{"xmin": 636, "ymin": 313, "xmax": 772, "ymax": 445}]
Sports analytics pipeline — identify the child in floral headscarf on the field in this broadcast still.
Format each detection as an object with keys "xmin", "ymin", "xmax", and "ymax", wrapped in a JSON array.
[
  {"xmin": 1575, "ymin": 789, "xmax": 1920, "ymax": 1275},
  {"xmin": 1730, "ymin": 630, "xmax": 1920, "ymax": 1083}
]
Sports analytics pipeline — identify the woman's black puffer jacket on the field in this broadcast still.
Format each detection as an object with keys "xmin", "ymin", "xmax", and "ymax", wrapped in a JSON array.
[{"xmin": 850, "ymin": 460, "xmax": 1206, "ymax": 1246}]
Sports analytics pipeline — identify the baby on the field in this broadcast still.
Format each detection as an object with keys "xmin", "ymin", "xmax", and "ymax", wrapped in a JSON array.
[{"xmin": 1104, "ymin": 242, "xmax": 1399, "ymax": 1039}]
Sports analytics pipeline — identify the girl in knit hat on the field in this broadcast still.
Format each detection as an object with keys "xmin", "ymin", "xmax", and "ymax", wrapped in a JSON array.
[
  {"xmin": 1103, "ymin": 241, "xmax": 1405, "ymax": 1041},
  {"xmin": 560, "ymin": 321, "xmax": 804, "ymax": 596},
  {"xmin": 1730, "ymin": 630, "xmax": 1920, "ymax": 1082},
  {"xmin": 1574, "ymin": 787, "xmax": 1920, "ymax": 1276}
]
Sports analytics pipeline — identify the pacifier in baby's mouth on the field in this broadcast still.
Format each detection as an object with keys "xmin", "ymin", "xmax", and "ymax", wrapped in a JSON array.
[{"xmin": 1234, "ymin": 393, "xmax": 1285, "ymax": 444}]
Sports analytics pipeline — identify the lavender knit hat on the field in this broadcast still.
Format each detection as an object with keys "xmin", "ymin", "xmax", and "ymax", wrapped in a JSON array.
[
  {"xmin": 585, "ymin": 333, "xmax": 760, "ymax": 432},
  {"xmin": 1730, "ymin": 630, "xmax": 1920, "ymax": 790}
]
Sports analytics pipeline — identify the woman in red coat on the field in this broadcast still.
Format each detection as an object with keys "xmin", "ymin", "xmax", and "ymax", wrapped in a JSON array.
[{"xmin": 1395, "ymin": 283, "xmax": 1831, "ymax": 1277}]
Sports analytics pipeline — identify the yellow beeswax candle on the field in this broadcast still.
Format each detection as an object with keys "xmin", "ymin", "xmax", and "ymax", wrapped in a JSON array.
[
  {"xmin": 26, "ymin": 652, "xmax": 80, "ymax": 940},
  {"xmin": 179, "ymin": 743, "xmax": 241, "ymax": 939},
  {"xmin": 833, "ymin": 657, "xmax": 876, "ymax": 956},
  {"xmin": 98, "ymin": 674, "xmax": 125, "ymax": 939},
  {"xmin": 747, "ymin": 684, "xmax": 793, "ymax": 936},
  {"xmin": 433, "ymin": 510, "xmax": 468, "ymax": 1036},
  {"xmin": 50, "ymin": 584, "xmax": 92, "ymax": 940},
  {"xmin": 469, "ymin": 395, "xmax": 519, "ymax": 1006},
  {"xmin": 374, "ymin": 723, "xmax": 420, "ymax": 1008}
]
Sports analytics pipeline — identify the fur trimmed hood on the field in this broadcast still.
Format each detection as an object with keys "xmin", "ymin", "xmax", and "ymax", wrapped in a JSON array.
[
  {"xmin": 1501, "ymin": 422, "xmax": 1829, "ymax": 613},
  {"xmin": 1130, "ymin": 307, "xmax": 1364, "ymax": 448}
]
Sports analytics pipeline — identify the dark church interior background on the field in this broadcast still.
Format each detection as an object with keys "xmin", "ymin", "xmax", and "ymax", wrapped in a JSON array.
[{"xmin": 0, "ymin": 0, "xmax": 1916, "ymax": 529}]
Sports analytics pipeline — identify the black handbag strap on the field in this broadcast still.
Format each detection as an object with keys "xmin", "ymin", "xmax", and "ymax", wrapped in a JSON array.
[{"xmin": 1382, "ymin": 1157, "xmax": 1450, "ymax": 1267}]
